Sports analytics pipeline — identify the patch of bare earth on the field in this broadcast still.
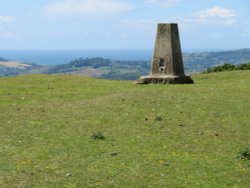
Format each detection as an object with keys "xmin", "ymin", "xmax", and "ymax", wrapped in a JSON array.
[
  {"xmin": 67, "ymin": 69, "xmax": 104, "ymax": 77},
  {"xmin": 0, "ymin": 61, "xmax": 31, "ymax": 69}
]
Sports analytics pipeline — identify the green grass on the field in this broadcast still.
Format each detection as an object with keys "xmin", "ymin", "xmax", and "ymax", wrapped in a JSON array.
[{"xmin": 0, "ymin": 71, "xmax": 250, "ymax": 187}]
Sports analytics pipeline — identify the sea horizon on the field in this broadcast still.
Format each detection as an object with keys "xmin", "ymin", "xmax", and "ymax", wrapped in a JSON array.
[{"xmin": 0, "ymin": 48, "xmax": 242, "ymax": 66}]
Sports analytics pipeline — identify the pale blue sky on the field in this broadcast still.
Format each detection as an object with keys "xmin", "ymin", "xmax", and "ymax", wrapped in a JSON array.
[{"xmin": 0, "ymin": 0, "xmax": 249, "ymax": 50}]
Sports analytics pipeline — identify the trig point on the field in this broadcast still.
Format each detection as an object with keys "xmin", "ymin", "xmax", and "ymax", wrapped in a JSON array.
[{"xmin": 136, "ymin": 23, "xmax": 194, "ymax": 84}]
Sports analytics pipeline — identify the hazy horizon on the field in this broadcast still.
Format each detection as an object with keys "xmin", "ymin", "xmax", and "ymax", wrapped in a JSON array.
[{"xmin": 0, "ymin": 48, "xmax": 248, "ymax": 66}]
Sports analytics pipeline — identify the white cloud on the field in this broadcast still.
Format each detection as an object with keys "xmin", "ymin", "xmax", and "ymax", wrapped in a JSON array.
[
  {"xmin": 189, "ymin": 6, "xmax": 237, "ymax": 26},
  {"xmin": 0, "ymin": 16, "xmax": 14, "ymax": 39},
  {"xmin": 144, "ymin": 0, "xmax": 181, "ymax": 8},
  {"xmin": 0, "ymin": 30, "xmax": 16, "ymax": 39},
  {"xmin": 192, "ymin": 6, "xmax": 236, "ymax": 19},
  {"xmin": 44, "ymin": 0, "xmax": 133, "ymax": 16},
  {"xmin": 0, "ymin": 15, "xmax": 13, "ymax": 23}
]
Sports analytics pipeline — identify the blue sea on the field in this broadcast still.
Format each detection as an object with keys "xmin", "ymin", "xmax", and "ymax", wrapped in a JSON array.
[{"xmin": 0, "ymin": 49, "xmax": 227, "ymax": 66}]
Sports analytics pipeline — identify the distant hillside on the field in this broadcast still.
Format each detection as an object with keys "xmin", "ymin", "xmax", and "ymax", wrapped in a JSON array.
[
  {"xmin": 0, "ymin": 60, "xmax": 48, "ymax": 77},
  {"xmin": 0, "ymin": 57, "xmax": 8, "ymax": 61},
  {"xmin": 44, "ymin": 58, "xmax": 150, "ymax": 80},
  {"xmin": 183, "ymin": 49, "xmax": 250, "ymax": 72},
  {"xmin": 1, "ymin": 49, "xmax": 250, "ymax": 78},
  {"xmin": 44, "ymin": 49, "xmax": 250, "ymax": 79}
]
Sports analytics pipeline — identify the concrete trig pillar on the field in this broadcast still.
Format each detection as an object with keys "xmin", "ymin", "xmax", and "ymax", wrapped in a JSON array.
[{"xmin": 136, "ymin": 23, "xmax": 193, "ymax": 84}]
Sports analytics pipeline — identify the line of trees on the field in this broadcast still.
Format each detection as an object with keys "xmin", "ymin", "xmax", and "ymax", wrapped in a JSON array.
[{"xmin": 203, "ymin": 62, "xmax": 250, "ymax": 73}]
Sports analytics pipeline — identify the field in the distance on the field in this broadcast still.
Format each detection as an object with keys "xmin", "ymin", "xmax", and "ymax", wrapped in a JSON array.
[{"xmin": 0, "ymin": 71, "xmax": 249, "ymax": 187}]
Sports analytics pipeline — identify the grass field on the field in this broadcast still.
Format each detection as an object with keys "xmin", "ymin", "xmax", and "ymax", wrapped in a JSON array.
[{"xmin": 0, "ymin": 71, "xmax": 249, "ymax": 187}]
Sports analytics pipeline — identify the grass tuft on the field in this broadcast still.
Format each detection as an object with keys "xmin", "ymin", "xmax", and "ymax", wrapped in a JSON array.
[
  {"xmin": 239, "ymin": 149, "xmax": 250, "ymax": 160},
  {"xmin": 91, "ymin": 132, "xmax": 105, "ymax": 140}
]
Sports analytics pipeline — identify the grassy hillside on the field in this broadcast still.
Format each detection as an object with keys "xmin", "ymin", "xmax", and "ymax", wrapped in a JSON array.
[{"xmin": 0, "ymin": 71, "xmax": 249, "ymax": 187}]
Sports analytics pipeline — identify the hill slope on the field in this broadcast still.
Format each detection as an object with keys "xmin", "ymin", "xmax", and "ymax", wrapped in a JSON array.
[
  {"xmin": 184, "ymin": 48, "xmax": 250, "ymax": 72},
  {"xmin": 45, "ymin": 49, "xmax": 250, "ymax": 78},
  {"xmin": 0, "ymin": 60, "xmax": 47, "ymax": 77},
  {"xmin": 0, "ymin": 71, "xmax": 249, "ymax": 187},
  {"xmin": 1, "ymin": 49, "xmax": 250, "ymax": 79},
  {"xmin": 0, "ymin": 57, "xmax": 8, "ymax": 61}
]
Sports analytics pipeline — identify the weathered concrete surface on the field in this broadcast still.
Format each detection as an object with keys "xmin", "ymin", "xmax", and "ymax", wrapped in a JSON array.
[
  {"xmin": 136, "ymin": 75, "xmax": 193, "ymax": 84},
  {"xmin": 136, "ymin": 23, "xmax": 193, "ymax": 84}
]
